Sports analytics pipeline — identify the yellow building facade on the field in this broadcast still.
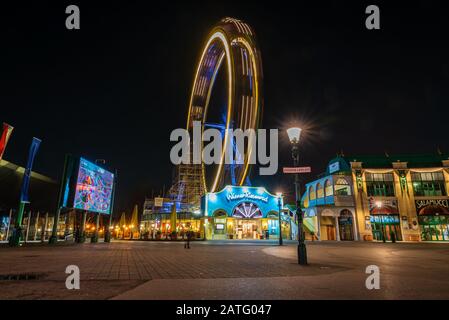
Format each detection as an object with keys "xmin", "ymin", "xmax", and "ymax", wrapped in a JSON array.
[{"xmin": 303, "ymin": 154, "xmax": 449, "ymax": 242}]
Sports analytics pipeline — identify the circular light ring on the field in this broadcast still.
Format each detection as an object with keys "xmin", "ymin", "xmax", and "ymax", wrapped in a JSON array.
[{"xmin": 186, "ymin": 17, "xmax": 264, "ymax": 193}]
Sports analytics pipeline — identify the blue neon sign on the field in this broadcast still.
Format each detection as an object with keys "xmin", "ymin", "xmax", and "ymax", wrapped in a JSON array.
[{"xmin": 202, "ymin": 185, "xmax": 282, "ymax": 218}]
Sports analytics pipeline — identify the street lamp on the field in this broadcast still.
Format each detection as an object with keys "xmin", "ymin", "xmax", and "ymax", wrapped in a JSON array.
[
  {"xmin": 276, "ymin": 192, "xmax": 283, "ymax": 246},
  {"xmin": 287, "ymin": 127, "xmax": 308, "ymax": 265}
]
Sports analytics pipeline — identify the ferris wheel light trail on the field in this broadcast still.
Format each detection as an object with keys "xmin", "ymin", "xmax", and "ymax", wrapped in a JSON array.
[{"xmin": 186, "ymin": 17, "xmax": 264, "ymax": 193}]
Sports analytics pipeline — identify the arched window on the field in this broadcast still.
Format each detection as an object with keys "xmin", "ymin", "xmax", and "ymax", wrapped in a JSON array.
[
  {"xmin": 316, "ymin": 183, "xmax": 324, "ymax": 198},
  {"xmin": 309, "ymin": 185, "xmax": 316, "ymax": 200},
  {"xmin": 340, "ymin": 209, "xmax": 352, "ymax": 217},
  {"xmin": 267, "ymin": 211, "xmax": 279, "ymax": 218},
  {"xmin": 324, "ymin": 179, "xmax": 333, "ymax": 196},
  {"xmin": 335, "ymin": 178, "xmax": 351, "ymax": 196},
  {"xmin": 213, "ymin": 210, "xmax": 227, "ymax": 217}
]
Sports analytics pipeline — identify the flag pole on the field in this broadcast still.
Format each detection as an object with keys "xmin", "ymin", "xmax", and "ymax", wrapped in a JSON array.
[
  {"xmin": 34, "ymin": 211, "xmax": 40, "ymax": 241},
  {"xmin": 5, "ymin": 209, "xmax": 13, "ymax": 241},
  {"xmin": 9, "ymin": 137, "xmax": 41, "ymax": 247},
  {"xmin": 25, "ymin": 211, "xmax": 31, "ymax": 243},
  {"xmin": 9, "ymin": 202, "xmax": 25, "ymax": 246}
]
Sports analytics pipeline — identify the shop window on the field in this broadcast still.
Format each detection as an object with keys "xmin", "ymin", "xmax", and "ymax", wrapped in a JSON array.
[
  {"xmin": 268, "ymin": 219, "xmax": 279, "ymax": 236},
  {"xmin": 309, "ymin": 185, "xmax": 316, "ymax": 200},
  {"xmin": 370, "ymin": 214, "xmax": 402, "ymax": 241},
  {"xmin": 411, "ymin": 171, "xmax": 446, "ymax": 197},
  {"xmin": 334, "ymin": 178, "xmax": 352, "ymax": 196},
  {"xmin": 365, "ymin": 173, "xmax": 395, "ymax": 197},
  {"xmin": 324, "ymin": 179, "xmax": 333, "ymax": 196},
  {"xmin": 316, "ymin": 183, "xmax": 324, "ymax": 198},
  {"xmin": 419, "ymin": 215, "xmax": 449, "ymax": 241}
]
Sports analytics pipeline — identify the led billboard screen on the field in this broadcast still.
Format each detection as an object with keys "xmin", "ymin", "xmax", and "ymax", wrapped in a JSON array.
[{"xmin": 73, "ymin": 158, "xmax": 114, "ymax": 214}]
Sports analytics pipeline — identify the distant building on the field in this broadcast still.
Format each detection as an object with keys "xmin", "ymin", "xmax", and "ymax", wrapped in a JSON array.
[
  {"xmin": 302, "ymin": 153, "xmax": 449, "ymax": 242},
  {"xmin": 0, "ymin": 159, "xmax": 58, "ymax": 213},
  {"xmin": 140, "ymin": 185, "xmax": 298, "ymax": 241},
  {"xmin": 140, "ymin": 197, "xmax": 202, "ymax": 239},
  {"xmin": 0, "ymin": 159, "xmax": 58, "ymax": 240}
]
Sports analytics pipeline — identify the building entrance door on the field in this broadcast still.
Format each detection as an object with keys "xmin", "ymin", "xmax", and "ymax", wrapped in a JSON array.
[
  {"xmin": 338, "ymin": 210, "xmax": 354, "ymax": 241},
  {"xmin": 235, "ymin": 219, "xmax": 261, "ymax": 239},
  {"xmin": 370, "ymin": 214, "xmax": 402, "ymax": 241},
  {"xmin": 326, "ymin": 225, "xmax": 336, "ymax": 240}
]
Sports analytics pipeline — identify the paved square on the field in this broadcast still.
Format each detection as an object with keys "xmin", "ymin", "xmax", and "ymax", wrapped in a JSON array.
[{"xmin": 0, "ymin": 241, "xmax": 448, "ymax": 299}]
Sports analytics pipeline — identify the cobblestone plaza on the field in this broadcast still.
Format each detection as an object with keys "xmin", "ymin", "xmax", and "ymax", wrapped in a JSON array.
[{"xmin": 1, "ymin": 241, "xmax": 448, "ymax": 299}]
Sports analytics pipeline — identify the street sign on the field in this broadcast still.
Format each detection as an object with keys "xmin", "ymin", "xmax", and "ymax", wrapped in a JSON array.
[{"xmin": 283, "ymin": 167, "xmax": 311, "ymax": 174}]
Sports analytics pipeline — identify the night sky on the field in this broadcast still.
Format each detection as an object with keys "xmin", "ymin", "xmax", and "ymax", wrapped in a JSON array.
[{"xmin": 1, "ymin": 1, "xmax": 448, "ymax": 216}]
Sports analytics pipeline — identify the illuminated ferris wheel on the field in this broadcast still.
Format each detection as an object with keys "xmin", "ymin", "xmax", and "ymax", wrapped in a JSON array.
[{"xmin": 186, "ymin": 17, "xmax": 264, "ymax": 193}]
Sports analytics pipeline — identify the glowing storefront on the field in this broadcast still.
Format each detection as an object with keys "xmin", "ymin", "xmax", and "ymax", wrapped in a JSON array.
[
  {"xmin": 140, "ymin": 198, "xmax": 203, "ymax": 239},
  {"xmin": 302, "ymin": 153, "xmax": 449, "ymax": 242},
  {"xmin": 201, "ymin": 186, "xmax": 293, "ymax": 240}
]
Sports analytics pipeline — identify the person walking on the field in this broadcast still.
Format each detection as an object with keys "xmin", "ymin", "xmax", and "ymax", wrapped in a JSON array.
[{"xmin": 184, "ymin": 230, "xmax": 192, "ymax": 249}]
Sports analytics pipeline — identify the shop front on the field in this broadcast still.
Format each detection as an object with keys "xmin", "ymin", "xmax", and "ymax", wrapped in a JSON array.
[
  {"xmin": 416, "ymin": 199, "xmax": 449, "ymax": 241},
  {"xmin": 202, "ymin": 186, "xmax": 290, "ymax": 240},
  {"xmin": 140, "ymin": 199, "xmax": 203, "ymax": 240},
  {"xmin": 142, "ymin": 212, "xmax": 203, "ymax": 239},
  {"xmin": 368, "ymin": 198, "xmax": 403, "ymax": 241},
  {"xmin": 370, "ymin": 214, "xmax": 402, "ymax": 241}
]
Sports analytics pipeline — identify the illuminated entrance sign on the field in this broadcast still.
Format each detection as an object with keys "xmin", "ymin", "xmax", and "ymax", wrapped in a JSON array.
[
  {"xmin": 226, "ymin": 192, "xmax": 268, "ymax": 203},
  {"xmin": 202, "ymin": 185, "xmax": 282, "ymax": 218},
  {"xmin": 201, "ymin": 185, "xmax": 287, "ymax": 240}
]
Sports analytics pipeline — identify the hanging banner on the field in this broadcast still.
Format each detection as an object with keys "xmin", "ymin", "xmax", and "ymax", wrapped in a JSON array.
[
  {"xmin": 19, "ymin": 137, "xmax": 42, "ymax": 203},
  {"xmin": 0, "ymin": 122, "xmax": 14, "ymax": 160}
]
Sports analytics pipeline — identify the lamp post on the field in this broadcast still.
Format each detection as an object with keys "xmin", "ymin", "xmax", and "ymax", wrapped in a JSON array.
[
  {"xmin": 287, "ymin": 127, "xmax": 308, "ymax": 265},
  {"xmin": 276, "ymin": 193, "xmax": 283, "ymax": 246}
]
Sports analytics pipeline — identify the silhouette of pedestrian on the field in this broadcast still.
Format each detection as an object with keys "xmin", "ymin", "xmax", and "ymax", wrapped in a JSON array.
[
  {"xmin": 184, "ymin": 230, "xmax": 192, "ymax": 249},
  {"xmin": 390, "ymin": 230, "xmax": 396, "ymax": 243},
  {"xmin": 74, "ymin": 225, "xmax": 80, "ymax": 243}
]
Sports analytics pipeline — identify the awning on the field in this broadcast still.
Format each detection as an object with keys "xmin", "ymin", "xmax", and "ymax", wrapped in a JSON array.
[
  {"xmin": 370, "ymin": 205, "xmax": 399, "ymax": 215},
  {"xmin": 418, "ymin": 205, "xmax": 449, "ymax": 216}
]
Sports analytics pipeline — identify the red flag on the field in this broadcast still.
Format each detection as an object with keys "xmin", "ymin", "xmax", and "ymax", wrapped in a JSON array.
[{"xmin": 0, "ymin": 122, "xmax": 14, "ymax": 160}]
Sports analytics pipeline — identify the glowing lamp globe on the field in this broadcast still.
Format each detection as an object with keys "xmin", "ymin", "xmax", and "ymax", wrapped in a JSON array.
[{"xmin": 287, "ymin": 127, "xmax": 302, "ymax": 144}]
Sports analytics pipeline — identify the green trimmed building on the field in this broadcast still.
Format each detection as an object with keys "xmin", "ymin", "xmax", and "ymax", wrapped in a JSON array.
[{"xmin": 301, "ymin": 153, "xmax": 449, "ymax": 242}]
